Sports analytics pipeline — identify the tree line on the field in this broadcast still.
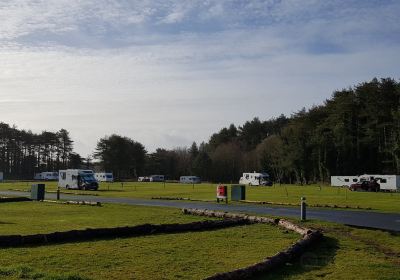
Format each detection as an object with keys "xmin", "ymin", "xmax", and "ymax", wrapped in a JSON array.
[
  {"xmin": 0, "ymin": 123, "xmax": 80, "ymax": 179},
  {"xmin": 139, "ymin": 78, "xmax": 400, "ymax": 183},
  {"xmin": 2, "ymin": 78, "xmax": 399, "ymax": 183}
]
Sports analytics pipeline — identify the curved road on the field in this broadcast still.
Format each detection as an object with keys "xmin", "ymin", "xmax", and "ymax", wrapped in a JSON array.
[{"xmin": 1, "ymin": 190, "xmax": 400, "ymax": 232}]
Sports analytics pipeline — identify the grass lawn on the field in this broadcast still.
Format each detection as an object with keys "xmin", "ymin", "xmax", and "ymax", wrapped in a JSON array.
[
  {"xmin": 0, "ymin": 224, "xmax": 299, "ymax": 280},
  {"xmin": 0, "ymin": 201, "xmax": 212, "ymax": 235},
  {"xmin": 259, "ymin": 219, "xmax": 400, "ymax": 280},
  {"xmin": 1, "ymin": 181, "xmax": 399, "ymax": 213},
  {"xmin": 0, "ymin": 201, "xmax": 299, "ymax": 280},
  {"xmin": 0, "ymin": 201, "xmax": 398, "ymax": 279}
]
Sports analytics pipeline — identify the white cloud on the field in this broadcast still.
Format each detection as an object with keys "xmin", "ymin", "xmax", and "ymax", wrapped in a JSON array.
[{"xmin": 0, "ymin": 0, "xmax": 399, "ymax": 154}]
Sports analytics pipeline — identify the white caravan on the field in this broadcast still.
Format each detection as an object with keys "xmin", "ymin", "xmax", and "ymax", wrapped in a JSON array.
[
  {"xmin": 180, "ymin": 176, "xmax": 201, "ymax": 184},
  {"xmin": 358, "ymin": 174, "xmax": 400, "ymax": 191},
  {"xmin": 34, "ymin": 172, "xmax": 59, "ymax": 181},
  {"xmin": 58, "ymin": 169, "xmax": 99, "ymax": 190},
  {"xmin": 330, "ymin": 176, "xmax": 360, "ymax": 187},
  {"xmin": 150, "ymin": 175, "xmax": 165, "ymax": 182},
  {"xmin": 95, "ymin": 172, "xmax": 114, "ymax": 182},
  {"xmin": 331, "ymin": 174, "xmax": 400, "ymax": 191},
  {"xmin": 239, "ymin": 172, "xmax": 272, "ymax": 186}
]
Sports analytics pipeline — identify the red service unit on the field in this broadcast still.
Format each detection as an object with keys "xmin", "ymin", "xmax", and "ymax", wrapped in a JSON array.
[{"xmin": 216, "ymin": 185, "xmax": 228, "ymax": 203}]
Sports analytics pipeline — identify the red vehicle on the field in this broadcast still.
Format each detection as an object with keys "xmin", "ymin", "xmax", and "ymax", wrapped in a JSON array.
[{"xmin": 349, "ymin": 179, "xmax": 380, "ymax": 192}]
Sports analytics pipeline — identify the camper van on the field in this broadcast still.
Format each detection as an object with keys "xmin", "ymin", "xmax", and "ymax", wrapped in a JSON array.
[
  {"xmin": 34, "ymin": 172, "xmax": 59, "ymax": 181},
  {"xmin": 180, "ymin": 176, "xmax": 201, "ymax": 184},
  {"xmin": 58, "ymin": 169, "xmax": 98, "ymax": 190},
  {"xmin": 150, "ymin": 175, "xmax": 165, "ymax": 182},
  {"xmin": 95, "ymin": 172, "xmax": 114, "ymax": 182},
  {"xmin": 239, "ymin": 172, "xmax": 272, "ymax": 186}
]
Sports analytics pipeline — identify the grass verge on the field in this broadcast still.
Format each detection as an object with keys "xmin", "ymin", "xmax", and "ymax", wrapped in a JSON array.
[{"xmin": 2, "ymin": 181, "xmax": 399, "ymax": 213}]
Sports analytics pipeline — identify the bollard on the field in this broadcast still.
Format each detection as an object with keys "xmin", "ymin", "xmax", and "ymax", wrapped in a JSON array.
[
  {"xmin": 301, "ymin": 197, "xmax": 306, "ymax": 221},
  {"xmin": 57, "ymin": 186, "xmax": 60, "ymax": 200}
]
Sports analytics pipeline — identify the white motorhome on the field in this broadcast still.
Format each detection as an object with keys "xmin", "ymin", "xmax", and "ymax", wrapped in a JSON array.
[
  {"xmin": 95, "ymin": 172, "xmax": 114, "ymax": 182},
  {"xmin": 58, "ymin": 169, "xmax": 99, "ymax": 190},
  {"xmin": 150, "ymin": 175, "xmax": 165, "ymax": 182},
  {"xmin": 331, "ymin": 174, "xmax": 400, "ymax": 191},
  {"xmin": 180, "ymin": 176, "xmax": 201, "ymax": 184},
  {"xmin": 239, "ymin": 172, "xmax": 272, "ymax": 186},
  {"xmin": 34, "ymin": 171, "xmax": 59, "ymax": 181}
]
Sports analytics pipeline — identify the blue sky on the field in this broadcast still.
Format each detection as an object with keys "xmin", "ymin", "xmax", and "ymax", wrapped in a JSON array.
[{"xmin": 0, "ymin": 0, "xmax": 399, "ymax": 156}]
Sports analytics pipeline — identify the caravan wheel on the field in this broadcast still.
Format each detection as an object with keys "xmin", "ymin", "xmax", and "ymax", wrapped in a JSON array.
[{"xmin": 66, "ymin": 185, "xmax": 70, "ymax": 190}]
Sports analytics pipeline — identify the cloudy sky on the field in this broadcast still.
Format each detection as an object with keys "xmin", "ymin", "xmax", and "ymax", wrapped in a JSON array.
[{"xmin": 0, "ymin": 0, "xmax": 399, "ymax": 156}]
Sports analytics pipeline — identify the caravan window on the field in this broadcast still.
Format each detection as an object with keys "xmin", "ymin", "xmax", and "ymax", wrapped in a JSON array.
[
  {"xmin": 380, "ymin": 179, "xmax": 387, "ymax": 183},
  {"xmin": 344, "ymin": 179, "xmax": 349, "ymax": 182},
  {"xmin": 353, "ymin": 179, "xmax": 358, "ymax": 182},
  {"xmin": 61, "ymin": 172, "xmax": 66, "ymax": 180}
]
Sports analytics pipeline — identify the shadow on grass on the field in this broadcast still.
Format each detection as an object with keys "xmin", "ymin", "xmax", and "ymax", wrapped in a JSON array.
[
  {"xmin": 0, "ymin": 221, "xmax": 15, "ymax": 225},
  {"xmin": 252, "ymin": 236, "xmax": 339, "ymax": 280}
]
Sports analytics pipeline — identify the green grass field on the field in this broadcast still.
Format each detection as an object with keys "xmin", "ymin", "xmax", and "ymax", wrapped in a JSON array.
[
  {"xmin": 0, "ymin": 201, "xmax": 399, "ymax": 280},
  {"xmin": 1, "ymin": 181, "xmax": 399, "ymax": 213},
  {"xmin": 262, "ymin": 219, "xmax": 400, "ymax": 280},
  {"xmin": 0, "ymin": 201, "xmax": 299, "ymax": 280},
  {"xmin": 0, "ymin": 202, "xmax": 210, "ymax": 235}
]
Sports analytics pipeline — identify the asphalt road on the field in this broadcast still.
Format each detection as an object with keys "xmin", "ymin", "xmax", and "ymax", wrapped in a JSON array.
[{"xmin": 1, "ymin": 190, "xmax": 400, "ymax": 232}]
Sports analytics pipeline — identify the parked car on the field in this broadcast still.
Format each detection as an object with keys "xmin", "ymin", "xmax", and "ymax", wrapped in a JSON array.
[{"xmin": 349, "ymin": 179, "xmax": 380, "ymax": 192}]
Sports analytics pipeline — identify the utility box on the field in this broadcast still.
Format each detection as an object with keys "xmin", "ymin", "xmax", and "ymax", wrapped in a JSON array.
[
  {"xmin": 31, "ymin": 184, "xmax": 45, "ymax": 201},
  {"xmin": 216, "ymin": 184, "xmax": 228, "ymax": 203},
  {"xmin": 231, "ymin": 184, "xmax": 246, "ymax": 201}
]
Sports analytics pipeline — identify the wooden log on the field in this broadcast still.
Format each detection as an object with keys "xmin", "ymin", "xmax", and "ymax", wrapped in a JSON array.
[{"xmin": 278, "ymin": 219, "xmax": 311, "ymax": 235}]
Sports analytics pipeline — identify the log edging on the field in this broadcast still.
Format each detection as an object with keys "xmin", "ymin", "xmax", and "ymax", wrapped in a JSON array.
[
  {"xmin": 43, "ymin": 200, "xmax": 102, "ymax": 206},
  {"xmin": 182, "ymin": 208, "xmax": 323, "ymax": 280},
  {"xmin": 0, "ymin": 219, "xmax": 251, "ymax": 248}
]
